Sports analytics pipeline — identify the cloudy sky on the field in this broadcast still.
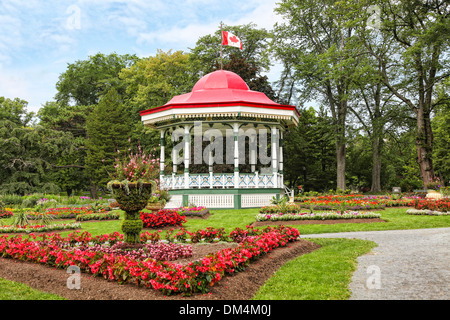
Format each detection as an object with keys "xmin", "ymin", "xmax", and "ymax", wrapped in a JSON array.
[{"xmin": 0, "ymin": 0, "xmax": 283, "ymax": 114}]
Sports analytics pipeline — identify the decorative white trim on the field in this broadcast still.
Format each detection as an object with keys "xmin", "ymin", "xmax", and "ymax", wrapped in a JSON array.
[
  {"xmin": 188, "ymin": 194, "xmax": 234, "ymax": 208},
  {"xmin": 164, "ymin": 195, "xmax": 183, "ymax": 209},
  {"xmin": 160, "ymin": 173, "xmax": 280, "ymax": 189},
  {"xmin": 165, "ymin": 193, "xmax": 276, "ymax": 209},
  {"xmin": 241, "ymin": 194, "xmax": 275, "ymax": 208},
  {"xmin": 141, "ymin": 105, "xmax": 299, "ymax": 126}
]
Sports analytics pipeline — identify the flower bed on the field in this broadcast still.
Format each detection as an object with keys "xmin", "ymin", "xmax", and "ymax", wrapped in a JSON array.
[
  {"xmin": 293, "ymin": 194, "xmax": 416, "ymax": 211},
  {"xmin": 164, "ymin": 227, "xmax": 228, "ymax": 243},
  {"xmin": 406, "ymin": 209, "xmax": 450, "ymax": 216},
  {"xmin": 43, "ymin": 230, "xmax": 162, "ymax": 247},
  {"xmin": 296, "ymin": 199, "xmax": 386, "ymax": 210},
  {"xmin": 0, "ymin": 225, "xmax": 300, "ymax": 296},
  {"xmin": 175, "ymin": 206, "xmax": 209, "ymax": 217},
  {"xmin": 80, "ymin": 242, "xmax": 193, "ymax": 261},
  {"xmin": 75, "ymin": 211, "xmax": 121, "ymax": 222},
  {"xmin": 40, "ymin": 231, "xmax": 124, "ymax": 247},
  {"xmin": 413, "ymin": 199, "xmax": 450, "ymax": 212},
  {"xmin": 0, "ymin": 222, "xmax": 81, "ymax": 234},
  {"xmin": 26, "ymin": 207, "xmax": 95, "ymax": 220},
  {"xmin": 256, "ymin": 211, "xmax": 381, "ymax": 222},
  {"xmin": 140, "ymin": 209, "xmax": 186, "ymax": 229},
  {"xmin": 0, "ymin": 209, "xmax": 13, "ymax": 219}
]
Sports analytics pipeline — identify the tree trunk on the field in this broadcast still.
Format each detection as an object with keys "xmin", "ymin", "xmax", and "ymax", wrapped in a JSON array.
[
  {"xmin": 89, "ymin": 179, "xmax": 98, "ymax": 199},
  {"xmin": 335, "ymin": 99, "xmax": 347, "ymax": 192},
  {"xmin": 416, "ymin": 107, "xmax": 434, "ymax": 187},
  {"xmin": 336, "ymin": 141, "xmax": 346, "ymax": 191},
  {"xmin": 371, "ymin": 136, "xmax": 382, "ymax": 192}
]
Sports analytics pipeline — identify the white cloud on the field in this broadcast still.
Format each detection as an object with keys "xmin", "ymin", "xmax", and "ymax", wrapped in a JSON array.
[
  {"xmin": 135, "ymin": 0, "xmax": 281, "ymax": 49},
  {"xmin": 234, "ymin": 0, "xmax": 282, "ymax": 30},
  {"xmin": 0, "ymin": 0, "xmax": 284, "ymax": 111},
  {"xmin": 0, "ymin": 65, "xmax": 59, "ymax": 113},
  {"xmin": 0, "ymin": 14, "xmax": 23, "ymax": 65},
  {"xmin": 0, "ymin": 69, "xmax": 29, "ymax": 99},
  {"xmin": 137, "ymin": 22, "xmax": 218, "ymax": 49}
]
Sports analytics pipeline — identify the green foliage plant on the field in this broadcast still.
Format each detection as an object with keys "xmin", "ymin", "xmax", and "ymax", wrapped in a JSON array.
[{"xmin": 11, "ymin": 207, "xmax": 29, "ymax": 227}]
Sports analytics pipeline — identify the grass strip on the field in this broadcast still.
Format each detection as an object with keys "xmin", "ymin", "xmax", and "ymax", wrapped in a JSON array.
[
  {"xmin": 252, "ymin": 238, "xmax": 377, "ymax": 300},
  {"xmin": 0, "ymin": 277, "xmax": 65, "ymax": 300}
]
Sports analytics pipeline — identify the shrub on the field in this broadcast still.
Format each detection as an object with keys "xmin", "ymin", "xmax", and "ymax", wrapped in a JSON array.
[{"xmin": 0, "ymin": 194, "xmax": 23, "ymax": 206}]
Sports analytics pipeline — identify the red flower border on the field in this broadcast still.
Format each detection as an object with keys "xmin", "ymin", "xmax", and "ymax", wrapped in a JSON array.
[{"xmin": 0, "ymin": 225, "xmax": 299, "ymax": 296}]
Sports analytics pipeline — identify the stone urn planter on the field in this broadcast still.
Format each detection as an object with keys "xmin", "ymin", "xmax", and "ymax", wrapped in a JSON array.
[
  {"xmin": 146, "ymin": 202, "xmax": 165, "ymax": 212},
  {"xmin": 109, "ymin": 181, "xmax": 155, "ymax": 244}
]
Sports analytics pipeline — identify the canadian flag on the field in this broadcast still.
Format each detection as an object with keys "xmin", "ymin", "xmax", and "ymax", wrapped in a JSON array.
[{"xmin": 222, "ymin": 31, "xmax": 243, "ymax": 50}]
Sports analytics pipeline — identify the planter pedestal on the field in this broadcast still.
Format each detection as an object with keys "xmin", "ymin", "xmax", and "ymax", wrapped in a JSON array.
[{"xmin": 110, "ymin": 182, "xmax": 154, "ymax": 244}]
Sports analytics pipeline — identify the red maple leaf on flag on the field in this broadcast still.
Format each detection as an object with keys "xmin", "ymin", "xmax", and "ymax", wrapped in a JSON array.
[{"xmin": 229, "ymin": 35, "xmax": 239, "ymax": 43}]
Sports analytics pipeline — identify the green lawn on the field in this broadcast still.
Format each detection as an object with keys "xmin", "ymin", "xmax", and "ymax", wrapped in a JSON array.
[
  {"xmin": 253, "ymin": 238, "xmax": 377, "ymax": 300},
  {"xmin": 0, "ymin": 278, "xmax": 64, "ymax": 300},
  {"xmin": 55, "ymin": 207, "xmax": 450, "ymax": 238},
  {"xmin": 1, "ymin": 206, "xmax": 449, "ymax": 300}
]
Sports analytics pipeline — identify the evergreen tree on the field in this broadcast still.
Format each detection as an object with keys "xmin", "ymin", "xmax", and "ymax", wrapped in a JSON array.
[
  {"xmin": 85, "ymin": 88, "xmax": 131, "ymax": 198},
  {"xmin": 284, "ymin": 106, "xmax": 336, "ymax": 192}
]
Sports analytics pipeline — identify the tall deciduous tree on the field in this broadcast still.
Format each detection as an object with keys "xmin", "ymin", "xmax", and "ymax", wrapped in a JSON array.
[
  {"xmin": 357, "ymin": 0, "xmax": 450, "ymax": 186},
  {"xmin": 120, "ymin": 50, "xmax": 196, "ymax": 117},
  {"xmin": 55, "ymin": 52, "xmax": 138, "ymax": 106},
  {"xmin": 432, "ymin": 78, "xmax": 450, "ymax": 184},
  {"xmin": 273, "ymin": 0, "xmax": 362, "ymax": 191}
]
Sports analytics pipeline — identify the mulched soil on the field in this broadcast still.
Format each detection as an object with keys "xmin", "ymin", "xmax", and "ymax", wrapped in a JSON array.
[
  {"xmin": 252, "ymin": 218, "xmax": 386, "ymax": 227},
  {"xmin": 0, "ymin": 239, "xmax": 320, "ymax": 300}
]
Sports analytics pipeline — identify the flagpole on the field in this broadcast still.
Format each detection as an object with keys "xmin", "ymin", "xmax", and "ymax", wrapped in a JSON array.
[{"xmin": 220, "ymin": 22, "xmax": 223, "ymax": 70}]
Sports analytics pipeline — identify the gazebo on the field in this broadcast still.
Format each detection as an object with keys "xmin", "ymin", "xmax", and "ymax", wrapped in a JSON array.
[{"xmin": 140, "ymin": 70, "xmax": 299, "ymax": 209}]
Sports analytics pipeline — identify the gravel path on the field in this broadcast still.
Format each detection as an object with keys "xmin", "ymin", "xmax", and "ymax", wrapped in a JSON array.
[{"xmin": 301, "ymin": 227, "xmax": 450, "ymax": 300}]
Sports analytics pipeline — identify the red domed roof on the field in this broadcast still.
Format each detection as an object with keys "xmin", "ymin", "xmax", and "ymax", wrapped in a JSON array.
[
  {"xmin": 155, "ymin": 70, "xmax": 282, "ymax": 107},
  {"xmin": 140, "ymin": 70, "xmax": 299, "ymax": 121},
  {"xmin": 191, "ymin": 70, "xmax": 249, "ymax": 91}
]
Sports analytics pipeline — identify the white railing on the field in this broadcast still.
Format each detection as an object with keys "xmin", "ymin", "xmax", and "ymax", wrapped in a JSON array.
[
  {"xmin": 160, "ymin": 173, "xmax": 280, "ymax": 189},
  {"xmin": 284, "ymin": 184, "xmax": 294, "ymax": 198},
  {"xmin": 189, "ymin": 194, "xmax": 234, "ymax": 208},
  {"xmin": 241, "ymin": 194, "xmax": 275, "ymax": 208}
]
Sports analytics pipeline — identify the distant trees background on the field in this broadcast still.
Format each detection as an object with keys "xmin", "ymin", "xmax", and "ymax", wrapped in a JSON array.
[{"xmin": 0, "ymin": 1, "xmax": 448, "ymax": 197}]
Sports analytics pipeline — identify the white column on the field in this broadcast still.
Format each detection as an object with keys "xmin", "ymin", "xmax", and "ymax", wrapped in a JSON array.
[
  {"xmin": 172, "ymin": 146, "xmax": 178, "ymax": 174},
  {"xmin": 209, "ymin": 145, "xmax": 214, "ymax": 188},
  {"xmin": 184, "ymin": 125, "xmax": 191, "ymax": 189},
  {"xmin": 172, "ymin": 140, "xmax": 177, "ymax": 189},
  {"xmin": 271, "ymin": 126, "xmax": 278, "ymax": 188},
  {"xmin": 159, "ymin": 129, "xmax": 166, "ymax": 188},
  {"xmin": 279, "ymin": 130, "xmax": 284, "ymax": 187},
  {"xmin": 233, "ymin": 123, "xmax": 239, "ymax": 188},
  {"xmin": 250, "ymin": 135, "xmax": 256, "ymax": 173}
]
